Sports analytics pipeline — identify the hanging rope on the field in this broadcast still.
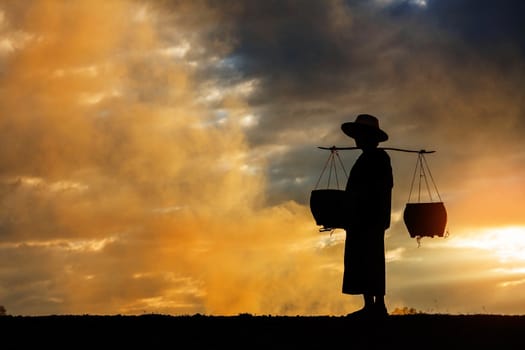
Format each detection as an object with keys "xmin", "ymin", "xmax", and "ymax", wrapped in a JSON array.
[
  {"xmin": 314, "ymin": 150, "xmax": 334, "ymax": 189},
  {"xmin": 335, "ymin": 150, "xmax": 349, "ymax": 179},
  {"xmin": 421, "ymin": 152, "xmax": 443, "ymax": 202},
  {"xmin": 407, "ymin": 151, "xmax": 442, "ymax": 203},
  {"xmin": 314, "ymin": 146, "xmax": 348, "ymax": 190}
]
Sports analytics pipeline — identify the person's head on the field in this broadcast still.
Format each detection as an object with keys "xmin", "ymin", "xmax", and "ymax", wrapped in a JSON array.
[{"xmin": 341, "ymin": 114, "xmax": 388, "ymax": 150}]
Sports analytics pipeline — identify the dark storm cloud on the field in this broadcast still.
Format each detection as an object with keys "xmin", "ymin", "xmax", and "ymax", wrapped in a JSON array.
[
  {"xmin": 223, "ymin": 0, "xmax": 525, "ymax": 109},
  {"xmin": 213, "ymin": 0, "xmax": 524, "ymax": 98},
  {"xmin": 226, "ymin": 0, "xmax": 391, "ymax": 103},
  {"xmin": 423, "ymin": 0, "xmax": 525, "ymax": 53},
  {"xmin": 202, "ymin": 0, "xmax": 525, "ymax": 208}
]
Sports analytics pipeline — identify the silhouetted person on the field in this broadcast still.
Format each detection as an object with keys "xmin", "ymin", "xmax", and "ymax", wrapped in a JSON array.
[{"xmin": 341, "ymin": 114, "xmax": 393, "ymax": 319}]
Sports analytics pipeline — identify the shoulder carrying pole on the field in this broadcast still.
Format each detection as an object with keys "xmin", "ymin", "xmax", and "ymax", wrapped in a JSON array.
[{"xmin": 317, "ymin": 146, "xmax": 435, "ymax": 154}]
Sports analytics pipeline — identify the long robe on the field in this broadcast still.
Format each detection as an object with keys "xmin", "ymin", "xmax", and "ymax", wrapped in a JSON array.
[{"xmin": 342, "ymin": 147, "xmax": 393, "ymax": 296}]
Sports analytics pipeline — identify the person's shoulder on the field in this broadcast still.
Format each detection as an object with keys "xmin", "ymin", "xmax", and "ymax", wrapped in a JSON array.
[
  {"xmin": 373, "ymin": 148, "xmax": 392, "ymax": 166},
  {"xmin": 375, "ymin": 148, "xmax": 391, "ymax": 159}
]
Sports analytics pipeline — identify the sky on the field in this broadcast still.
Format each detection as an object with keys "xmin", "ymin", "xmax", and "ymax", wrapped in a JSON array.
[{"xmin": 0, "ymin": 0, "xmax": 524, "ymax": 316}]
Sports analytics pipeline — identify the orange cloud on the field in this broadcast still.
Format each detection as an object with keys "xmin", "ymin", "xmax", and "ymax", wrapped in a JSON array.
[{"xmin": 0, "ymin": 1, "xmax": 354, "ymax": 316}]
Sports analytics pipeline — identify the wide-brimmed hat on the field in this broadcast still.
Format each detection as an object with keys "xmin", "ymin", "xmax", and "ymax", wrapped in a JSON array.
[{"xmin": 341, "ymin": 114, "xmax": 388, "ymax": 142}]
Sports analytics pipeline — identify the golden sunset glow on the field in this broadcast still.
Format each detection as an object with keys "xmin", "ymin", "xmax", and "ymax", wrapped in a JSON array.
[
  {"xmin": 0, "ymin": 1, "xmax": 524, "ymax": 317},
  {"xmin": 452, "ymin": 226, "xmax": 525, "ymax": 264}
]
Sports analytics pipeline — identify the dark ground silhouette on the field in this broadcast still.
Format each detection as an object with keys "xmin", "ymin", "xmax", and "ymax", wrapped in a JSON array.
[{"xmin": 2, "ymin": 313, "xmax": 525, "ymax": 348}]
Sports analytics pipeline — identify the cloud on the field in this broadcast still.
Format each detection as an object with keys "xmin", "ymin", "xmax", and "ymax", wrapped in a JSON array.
[
  {"xmin": 1, "ymin": 0, "xmax": 524, "ymax": 317},
  {"xmin": 0, "ymin": 0, "xmax": 359, "ymax": 317}
]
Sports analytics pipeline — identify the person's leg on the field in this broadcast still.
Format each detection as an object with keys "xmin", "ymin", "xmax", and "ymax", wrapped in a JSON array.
[
  {"xmin": 373, "ymin": 295, "xmax": 388, "ymax": 316},
  {"xmin": 364, "ymin": 294, "xmax": 374, "ymax": 309},
  {"xmin": 346, "ymin": 294, "xmax": 374, "ymax": 317},
  {"xmin": 374, "ymin": 295, "xmax": 385, "ymax": 307}
]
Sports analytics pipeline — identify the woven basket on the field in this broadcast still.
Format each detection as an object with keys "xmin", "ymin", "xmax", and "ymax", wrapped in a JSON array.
[
  {"xmin": 309, "ymin": 189, "xmax": 348, "ymax": 230},
  {"xmin": 403, "ymin": 202, "xmax": 447, "ymax": 238}
]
